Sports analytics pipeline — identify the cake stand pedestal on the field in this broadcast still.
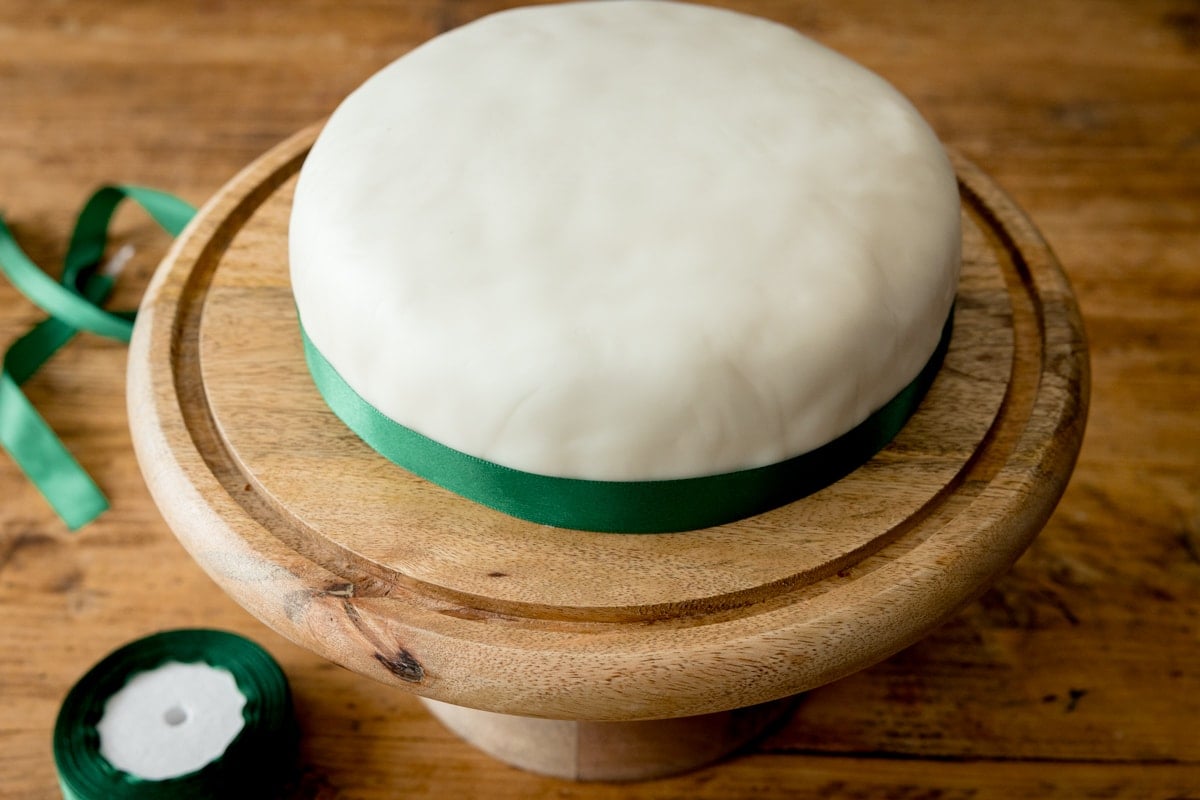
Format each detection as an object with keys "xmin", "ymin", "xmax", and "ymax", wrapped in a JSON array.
[{"xmin": 128, "ymin": 126, "xmax": 1088, "ymax": 781}]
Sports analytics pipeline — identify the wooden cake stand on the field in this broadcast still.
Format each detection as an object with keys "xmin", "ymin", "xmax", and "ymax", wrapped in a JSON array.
[{"xmin": 127, "ymin": 126, "xmax": 1088, "ymax": 782}]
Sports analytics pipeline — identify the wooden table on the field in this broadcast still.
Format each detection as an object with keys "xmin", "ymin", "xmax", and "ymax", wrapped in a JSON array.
[{"xmin": 2, "ymin": 1, "xmax": 1197, "ymax": 797}]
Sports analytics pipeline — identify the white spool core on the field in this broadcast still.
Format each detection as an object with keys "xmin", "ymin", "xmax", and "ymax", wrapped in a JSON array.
[{"xmin": 95, "ymin": 661, "xmax": 247, "ymax": 780}]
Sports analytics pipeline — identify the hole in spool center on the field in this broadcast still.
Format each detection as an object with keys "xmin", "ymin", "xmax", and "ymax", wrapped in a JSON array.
[{"xmin": 163, "ymin": 706, "xmax": 188, "ymax": 727}]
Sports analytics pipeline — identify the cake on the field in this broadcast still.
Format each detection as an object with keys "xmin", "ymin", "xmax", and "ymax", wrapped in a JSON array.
[{"xmin": 289, "ymin": 0, "xmax": 961, "ymax": 532}]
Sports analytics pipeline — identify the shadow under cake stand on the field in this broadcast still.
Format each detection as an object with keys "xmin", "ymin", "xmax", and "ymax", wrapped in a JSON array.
[{"xmin": 128, "ymin": 125, "xmax": 1088, "ymax": 782}]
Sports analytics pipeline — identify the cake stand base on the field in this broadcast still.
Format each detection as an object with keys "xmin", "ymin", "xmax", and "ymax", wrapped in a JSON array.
[{"xmin": 421, "ymin": 696, "xmax": 797, "ymax": 781}]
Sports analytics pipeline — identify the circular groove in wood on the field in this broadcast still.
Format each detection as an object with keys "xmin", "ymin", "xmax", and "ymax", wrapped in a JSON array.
[
  {"xmin": 129, "ymin": 124, "xmax": 1088, "ymax": 719},
  {"xmin": 195, "ymin": 130, "xmax": 1013, "ymax": 619}
]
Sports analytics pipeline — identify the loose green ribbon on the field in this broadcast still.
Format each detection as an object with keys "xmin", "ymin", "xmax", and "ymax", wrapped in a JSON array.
[
  {"xmin": 301, "ymin": 310, "xmax": 954, "ymax": 533},
  {"xmin": 54, "ymin": 629, "xmax": 296, "ymax": 800},
  {"xmin": 0, "ymin": 186, "xmax": 196, "ymax": 529}
]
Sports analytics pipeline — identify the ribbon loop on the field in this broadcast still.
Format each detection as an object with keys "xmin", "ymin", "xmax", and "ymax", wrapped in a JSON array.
[{"xmin": 0, "ymin": 186, "xmax": 196, "ymax": 530}]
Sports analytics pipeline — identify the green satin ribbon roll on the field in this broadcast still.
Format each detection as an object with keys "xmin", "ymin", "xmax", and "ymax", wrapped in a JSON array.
[
  {"xmin": 54, "ymin": 629, "xmax": 296, "ymax": 800},
  {"xmin": 301, "ymin": 309, "xmax": 954, "ymax": 533},
  {"xmin": 0, "ymin": 186, "xmax": 196, "ymax": 529}
]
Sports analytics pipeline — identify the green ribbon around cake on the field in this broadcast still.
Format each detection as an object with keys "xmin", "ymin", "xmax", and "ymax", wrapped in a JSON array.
[
  {"xmin": 0, "ymin": 186, "xmax": 196, "ymax": 530},
  {"xmin": 300, "ymin": 309, "xmax": 953, "ymax": 533}
]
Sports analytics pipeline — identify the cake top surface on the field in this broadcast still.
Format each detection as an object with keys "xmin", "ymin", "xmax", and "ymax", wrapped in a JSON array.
[{"xmin": 290, "ymin": 0, "xmax": 960, "ymax": 481}]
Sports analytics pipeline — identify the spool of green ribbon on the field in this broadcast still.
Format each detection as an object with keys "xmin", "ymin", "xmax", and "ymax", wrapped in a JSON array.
[{"xmin": 53, "ymin": 629, "xmax": 297, "ymax": 800}]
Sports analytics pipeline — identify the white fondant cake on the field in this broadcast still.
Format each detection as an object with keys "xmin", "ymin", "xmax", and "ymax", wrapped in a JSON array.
[{"xmin": 290, "ymin": 0, "xmax": 960, "ymax": 482}]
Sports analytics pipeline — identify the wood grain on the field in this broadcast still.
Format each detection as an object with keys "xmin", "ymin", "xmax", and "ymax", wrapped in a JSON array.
[{"xmin": 1, "ymin": 0, "xmax": 1197, "ymax": 797}]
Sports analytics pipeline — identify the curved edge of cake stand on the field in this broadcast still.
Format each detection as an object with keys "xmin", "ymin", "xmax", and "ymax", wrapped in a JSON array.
[{"xmin": 128, "ymin": 126, "xmax": 1090, "ymax": 733}]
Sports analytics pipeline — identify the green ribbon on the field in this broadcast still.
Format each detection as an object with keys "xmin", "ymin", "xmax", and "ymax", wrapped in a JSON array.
[
  {"xmin": 301, "ymin": 309, "xmax": 954, "ymax": 533},
  {"xmin": 54, "ymin": 629, "xmax": 296, "ymax": 800},
  {"xmin": 0, "ymin": 186, "xmax": 196, "ymax": 530}
]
